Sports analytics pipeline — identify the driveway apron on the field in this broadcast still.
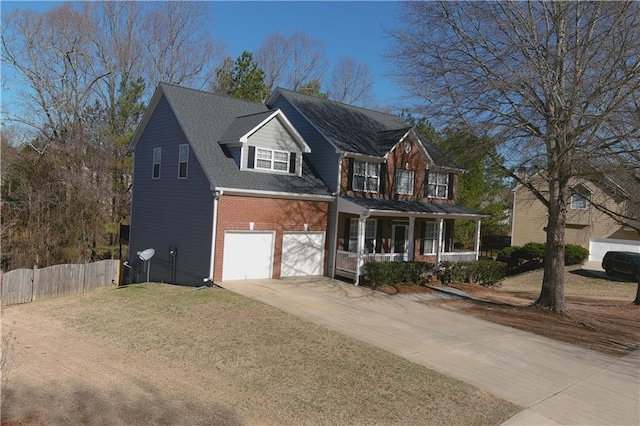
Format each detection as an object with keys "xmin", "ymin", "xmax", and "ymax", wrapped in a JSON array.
[{"xmin": 221, "ymin": 276, "xmax": 639, "ymax": 426}]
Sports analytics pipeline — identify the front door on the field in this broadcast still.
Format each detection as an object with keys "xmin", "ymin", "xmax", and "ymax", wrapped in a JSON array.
[{"xmin": 392, "ymin": 224, "xmax": 408, "ymax": 256}]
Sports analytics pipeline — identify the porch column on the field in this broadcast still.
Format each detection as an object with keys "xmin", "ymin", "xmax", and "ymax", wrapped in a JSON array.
[
  {"xmin": 407, "ymin": 216, "xmax": 415, "ymax": 261},
  {"xmin": 474, "ymin": 219, "xmax": 481, "ymax": 260},
  {"xmin": 355, "ymin": 212, "xmax": 369, "ymax": 285},
  {"xmin": 436, "ymin": 218, "xmax": 444, "ymax": 264}
]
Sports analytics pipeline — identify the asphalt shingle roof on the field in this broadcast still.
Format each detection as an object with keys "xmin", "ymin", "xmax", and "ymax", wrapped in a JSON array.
[
  {"xmin": 158, "ymin": 83, "xmax": 331, "ymax": 196},
  {"xmin": 272, "ymin": 88, "xmax": 463, "ymax": 171},
  {"xmin": 218, "ymin": 110, "xmax": 276, "ymax": 142},
  {"xmin": 341, "ymin": 195, "xmax": 485, "ymax": 217}
]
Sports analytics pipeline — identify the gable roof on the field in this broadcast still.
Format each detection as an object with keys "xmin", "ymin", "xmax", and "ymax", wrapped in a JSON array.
[
  {"xmin": 268, "ymin": 88, "xmax": 464, "ymax": 171},
  {"xmin": 131, "ymin": 83, "xmax": 331, "ymax": 197}
]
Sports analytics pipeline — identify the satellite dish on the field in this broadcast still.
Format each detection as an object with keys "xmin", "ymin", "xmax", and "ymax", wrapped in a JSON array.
[{"xmin": 137, "ymin": 248, "xmax": 155, "ymax": 261}]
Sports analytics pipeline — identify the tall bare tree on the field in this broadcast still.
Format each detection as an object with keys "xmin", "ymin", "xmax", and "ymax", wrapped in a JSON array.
[
  {"xmin": 140, "ymin": 1, "xmax": 225, "ymax": 91},
  {"xmin": 388, "ymin": 1, "xmax": 640, "ymax": 312},
  {"xmin": 255, "ymin": 30, "xmax": 326, "ymax": 93},
  {"xmin": 328, "ymin": 56, "xmax": 374, "ymax": 106}
]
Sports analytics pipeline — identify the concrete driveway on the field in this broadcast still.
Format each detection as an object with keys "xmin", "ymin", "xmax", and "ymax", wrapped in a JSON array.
[{"xmin": 221, "ymin": 276, "xmax": 639, "ymax": 426}]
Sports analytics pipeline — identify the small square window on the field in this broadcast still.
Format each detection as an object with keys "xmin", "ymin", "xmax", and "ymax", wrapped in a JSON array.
[
  {"xmin": 152, "ymin": 147, "xmax": 161, "ymax": 179},
  {"xmin": 178, "ymin": 144, "xmax": 189, "ymax": 179},
  {"xmin": 570, "ymin": 193, "xmax": 588, "ymax": 210}
]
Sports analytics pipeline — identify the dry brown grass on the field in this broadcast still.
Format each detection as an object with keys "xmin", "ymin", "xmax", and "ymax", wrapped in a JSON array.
[
  {"xmin": 499, "ymin": 265, "xmax": 637, "ymax": 302},
  {"xmin": 2, "ymin": 284, "xmax": 519, "ymax": 425}
]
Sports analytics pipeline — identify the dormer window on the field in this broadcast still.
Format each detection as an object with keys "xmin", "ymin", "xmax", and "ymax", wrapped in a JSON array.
[
  {"xmin": 353, "ymin": 160, "xmax": 380, "ymax": 192},
  {"xmin": 247, "ymin": 146, "xmax": 297, "ymax": 174},
  {"xmin": 256, "ymin": 148, "xmax": 289, "ymax": 171},
  {"xmin": 426, "ymin": 172, "xmax": 449, "ymax": 198}
]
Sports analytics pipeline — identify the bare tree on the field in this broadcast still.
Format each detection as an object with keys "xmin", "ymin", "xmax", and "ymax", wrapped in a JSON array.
[
  {"xmin": 287, "ymin": 31, "xmax": 327, "ymax": 91},
  {"xmin": 140, "ymin": 1, "xmax": 225, "ymax": 91},
  {"xmin": 328, "ymin": 56, "xmax": 374, "ymax": 106},
  {"xmin": 388, "ymin": 1, "xmax": 640, "ymax": 312},
  {"xmin": 255, "ymin": 31, "xmax": 327, "ymax": 93},
  {"xmin": 255, "ymin": 31, "xmax": 290, "ymax": 93}
]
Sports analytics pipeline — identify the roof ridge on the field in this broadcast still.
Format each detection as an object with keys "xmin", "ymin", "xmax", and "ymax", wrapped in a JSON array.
[
  {"xmin": 159, "ymin": 82, "xmax": 267, "ymax": 106},
  {"xmin": 274, "ymin": 87, "xmax": 401, "ymax": 120}
]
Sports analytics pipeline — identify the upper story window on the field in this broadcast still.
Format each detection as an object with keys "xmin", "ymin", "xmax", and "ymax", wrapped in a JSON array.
[
  {"xmin": 256, "ymin": 147, "xmax": 289, "ymax": 172},
  {"xmin": 395, "ymin": 170, "xmax": 414, "ymax": 195},
  {"xmin": 152, "ymin": 147, "xmax": 161, "ymax": 179},
  {"xmin": 178, "ymin": 144, "xmax": 189, "ymax": 179},
  {"xmin": 349, "ymin": 218, "xmax": 377, "ymax": 253},
  {"xmin": 427, "ymin": 172, "xmax": 449, "ymax": 198},
  {"xmin": 353, "ymin": 160, "xmax": 380, "ymax": 192},
  {"xmin": 570, "ymin": 193, "xmax": 588, "ymax": 210}
]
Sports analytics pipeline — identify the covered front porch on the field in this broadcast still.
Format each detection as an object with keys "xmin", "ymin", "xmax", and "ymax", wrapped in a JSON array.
[{"xmin": 333, "ymin": 196, "xmax": 485, "ymax": 284}]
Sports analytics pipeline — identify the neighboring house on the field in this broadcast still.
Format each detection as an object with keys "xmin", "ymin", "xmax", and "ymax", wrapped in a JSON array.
[
  {"xmin": 128, "ymin": 84, "xmax": 485, "ymax": 285},
  {"xmin": 128, "ymin": 83, "xmax": 333, "ymax": 285},
  {"xmin": 512, "ymin": 174, "xmax": 640, "ymax": 262},
  {"xmin": 267, "ymin": 89, "xmax": 485, "ymax": 283}
]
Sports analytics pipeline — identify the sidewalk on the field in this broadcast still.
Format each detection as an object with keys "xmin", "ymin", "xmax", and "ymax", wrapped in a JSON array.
[{"xmin": 221, "ymin": 276, "xmax": 639, "ymax": 426}]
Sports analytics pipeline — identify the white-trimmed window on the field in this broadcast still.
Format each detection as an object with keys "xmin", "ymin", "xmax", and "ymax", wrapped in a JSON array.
[
  {"xmin": 396, "ymin": 170, "xmax": 414, "ymax": 195},
  {"xmin": 256, "ymin": 147, "xmax": 289, "ymax": 172},
  {"xmin": 570, "ymin": 193, "xmax": 588, "ymax": 210},
  {"xmin": 427, "ymin": 172, "xmax": 449, "ymax": 198},
  {"xmin": 423, "ymin": 221, "xmax": 438, "ymax": 254},
  {"xmin": 349, "ymin": 218, "xmax": 377, "ymax": 253},
  {"xmin": 152, "ymin": 147, "xmax": 161, "ymax": 179},
  {"xmin": 178, "ymin": 144, "xmax": 189, "ymax": 178},
  {"xmin": 353, "ymin": 160, "xmax": 380, "ymax": 192}
]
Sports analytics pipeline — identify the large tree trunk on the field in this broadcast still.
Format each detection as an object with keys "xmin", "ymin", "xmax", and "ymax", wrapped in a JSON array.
[{"xmin": 535, "ymin": 178, "xmax": 567, "ymax": 313}]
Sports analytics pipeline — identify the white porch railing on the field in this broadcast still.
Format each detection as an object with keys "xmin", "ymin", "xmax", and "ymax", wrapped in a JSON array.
[
  {"xmin": 335, "ymin": 251, "xmax": 408, "ymax": 274},
  {"xmin": 440, "ymin": 252, "xmax": 477, "ymax": 262},
  {"xmin": 335, "ymin": 250, "xmax": 477, "ymax": 274}
]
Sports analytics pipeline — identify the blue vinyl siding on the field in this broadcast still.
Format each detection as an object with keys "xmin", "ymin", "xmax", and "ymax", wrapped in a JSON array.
[
  {"xmin": 270, "ymin": 97, "xmax": 340, "ymax": 192},
  {"xmin": 129, "ymin": 95, "xmax": 213, "ymax": 285}
]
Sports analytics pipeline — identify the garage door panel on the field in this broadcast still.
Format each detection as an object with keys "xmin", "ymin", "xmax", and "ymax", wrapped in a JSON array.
[
  {"xmin": 282, "ymin": 232, "xmax": 324, "ymax": 277},
  {"xmin": 589, "ymin": 238, "xmax": 640, "ymax": 262},
  {"xmin": 223, "ymin": 232, "xmax": 274, "ymax": 280}
]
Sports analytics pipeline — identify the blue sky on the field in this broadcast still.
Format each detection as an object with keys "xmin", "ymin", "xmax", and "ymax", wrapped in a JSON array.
[{"xmin": 3, "ymin": 1, "xmax": 406, "ymax": 108}]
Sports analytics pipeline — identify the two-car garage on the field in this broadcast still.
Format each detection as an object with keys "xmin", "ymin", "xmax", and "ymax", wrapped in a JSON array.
[
  {"xmin": 588, "ymin": 238, "xmax": 640, "ymax": 262},
  {"xmin": 222, "ymin": 231, "xmax": 325, "ymax": 281}
]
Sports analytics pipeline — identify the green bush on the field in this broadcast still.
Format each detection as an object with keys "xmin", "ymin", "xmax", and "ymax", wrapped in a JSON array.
[
  {"xmin": 496, "ymin": 246, "xmax": 520, "ymax": 264},
  {"xmin": 520, "ymin": 242, "xmax": 546, "ymax": 262},
  {"xmin": 498, "ymin": 242, "xmax": 589, "ymax": 271},
  {"xmin": 447, "ymin": 260, "xmax": 507, "ymax": 287},
  {"xmin": 363, "ymin": 261, "xmax": 433, "ymax": 288},
  {"xmin": 564, "ymin": 244, "xmax": 589, "ymax": 265}
]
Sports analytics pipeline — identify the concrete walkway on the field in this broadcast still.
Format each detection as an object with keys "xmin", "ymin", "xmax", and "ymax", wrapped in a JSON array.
[{"xmin": 221, "ymin": 277, "xmax": 640, "ymax": 426}]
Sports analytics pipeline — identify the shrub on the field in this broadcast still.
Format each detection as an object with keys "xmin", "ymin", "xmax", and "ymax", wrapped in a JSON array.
[
  {"xmin": 564, "ymin": 244, "xmax": 589, "ymax": 265},
  {"xmin": 497, "ymin": 246, "xmax": 520, "ymax": 264},
  {"xmin": 447, "ymin": 260, "xmax": 507, "ymax": 287},
  {"xmin": 363, "ymin": 261, "xmax": 433, "ymax": 288},
  {"xmin": 520, "ymin": 242, "xmax": 546, "ymax": 262}
]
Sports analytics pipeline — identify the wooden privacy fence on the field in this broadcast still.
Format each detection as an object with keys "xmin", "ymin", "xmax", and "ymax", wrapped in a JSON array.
[{"xmin": 1, "ymin": 260, "xmax": 120, "ymax": 307}]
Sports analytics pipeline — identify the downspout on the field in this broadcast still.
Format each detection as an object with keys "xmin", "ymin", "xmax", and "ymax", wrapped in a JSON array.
[{"xmin": 205, "ymin": 189, "xmax": 222, "ymax": 283}]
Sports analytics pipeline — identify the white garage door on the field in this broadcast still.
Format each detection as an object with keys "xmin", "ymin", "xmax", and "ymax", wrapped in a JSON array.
[
  {"xmin": 589, "ymin": 238, "xmax": 640, "ymax": 262},
  {"xmin": 222, "ymin": 231, "xmax": 274, "ymax": 280},
  {"xmin": 281, "ymin": 232, "xmax": 325, "ymax": 277}
]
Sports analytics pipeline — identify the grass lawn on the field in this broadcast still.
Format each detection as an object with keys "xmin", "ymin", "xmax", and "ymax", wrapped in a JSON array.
[{"xmin": 2, "ymin": 284, "xmax": 519, "ymax": 425}]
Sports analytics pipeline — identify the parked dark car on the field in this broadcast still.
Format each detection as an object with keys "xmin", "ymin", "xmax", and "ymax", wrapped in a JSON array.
[{"xmin": 602, "ymin": 251, "xmax": 640, "ymax": 281}]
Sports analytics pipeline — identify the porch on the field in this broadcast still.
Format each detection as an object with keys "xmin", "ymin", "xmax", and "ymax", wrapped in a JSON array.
[{"xmin": 333, "ymin": 196, "xmax": 486, "ymax": 284}]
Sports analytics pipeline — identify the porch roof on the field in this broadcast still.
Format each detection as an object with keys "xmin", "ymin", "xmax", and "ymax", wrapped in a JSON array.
[{"xmin": 339, "ymin": 195, "xmax": 486, "ymax": 220}]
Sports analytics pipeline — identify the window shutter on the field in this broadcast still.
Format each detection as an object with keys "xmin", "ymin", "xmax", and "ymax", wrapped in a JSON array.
[
  {"xmin": 378, "ymin": 163, "xmax": 386, "ymax": 195},
  {"xmin": 448, "ymin": 173, "xmax": 455, "ymax": 199},
  {"xmin": 424, "ymin": 170, "xmax": 430, "ymax": 197},
  {"xmin": 289, "ymin": 152, "xmax": 297, "ymax": 174},
  {"xmin": 247, "ymin": 146, "xmax": 255, "ymax": 169},
  {"xmin": 420, "ymin": 221, "xmax": 425, "ymax": 255},
  {"xmin": 347, "ymin": 158, "xmax": 354, "ymax": 190},
  {"xmin": 343, "ymin": 217, "xmax": 351, "ymax": 251}
]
